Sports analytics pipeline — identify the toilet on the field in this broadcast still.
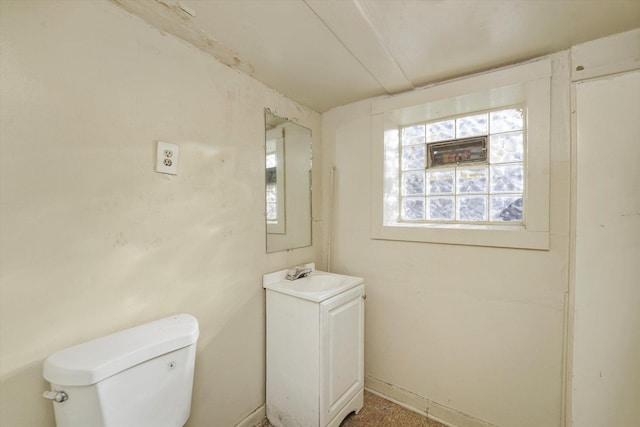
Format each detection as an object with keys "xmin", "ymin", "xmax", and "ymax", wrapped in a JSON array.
[{"xmin": 42, "ymin": 314, "xmax": 199, "ymax": 427}]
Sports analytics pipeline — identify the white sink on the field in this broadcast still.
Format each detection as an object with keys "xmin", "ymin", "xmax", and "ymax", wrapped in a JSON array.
[{"xmin": 263, "ymin": 264, "xmax": 363, "ymax": 302}]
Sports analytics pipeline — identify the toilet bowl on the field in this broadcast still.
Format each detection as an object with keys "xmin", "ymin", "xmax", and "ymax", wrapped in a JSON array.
[{"xmin": 42, "ymin": 314, "xmax": 199, "ymax": 427}]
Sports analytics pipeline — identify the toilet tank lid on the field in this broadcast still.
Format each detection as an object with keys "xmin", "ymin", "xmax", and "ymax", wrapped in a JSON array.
[{"xmin": 43, "ymin": 314, "xmax": 199, "ymax": 386}]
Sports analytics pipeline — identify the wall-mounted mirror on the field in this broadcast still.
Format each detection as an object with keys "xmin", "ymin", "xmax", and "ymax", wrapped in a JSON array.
[{"xmin": 265, "ymin": 109, "xmax": 312, "ymax": 253}]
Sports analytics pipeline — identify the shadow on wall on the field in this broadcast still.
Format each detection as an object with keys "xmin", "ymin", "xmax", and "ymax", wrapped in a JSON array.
[
  {"xmin": 1, "ymin": 360, "xmax": 55, "ymax": 426},
  {"xmin": 186, "ymin": 288, "xmax": 266, "ymax": 427}
]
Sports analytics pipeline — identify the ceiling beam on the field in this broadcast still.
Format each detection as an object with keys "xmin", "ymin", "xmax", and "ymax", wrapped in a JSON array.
[{"xmin": 304, "ymin": 0, "xmax": 414, "ymax": 95}]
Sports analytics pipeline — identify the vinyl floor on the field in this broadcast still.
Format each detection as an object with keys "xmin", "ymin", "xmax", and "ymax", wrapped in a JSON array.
[{"xmin": 262, "ymin": 390, "xmax": 447, "ymax": 427}]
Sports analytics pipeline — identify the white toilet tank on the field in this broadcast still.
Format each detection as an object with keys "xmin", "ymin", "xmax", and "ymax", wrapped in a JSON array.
[{"xmin": 43, "ymin": 314, "xmax": 199, "ymax": 427}]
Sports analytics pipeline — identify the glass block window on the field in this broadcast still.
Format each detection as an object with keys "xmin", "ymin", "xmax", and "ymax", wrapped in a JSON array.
[{"xmin": 399, "ymin": 107, "xmax": 525, "ymax": 224}]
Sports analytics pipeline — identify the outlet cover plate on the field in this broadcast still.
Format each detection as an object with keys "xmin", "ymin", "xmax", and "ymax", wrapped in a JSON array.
[{"xmin": 156, "ymin": 141, "xmax": 179, "ymax": 175}]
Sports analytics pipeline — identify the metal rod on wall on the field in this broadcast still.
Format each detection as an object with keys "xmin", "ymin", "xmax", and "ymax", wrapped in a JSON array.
[{"xmin": 327, "ymin": 166, "xmax": 337, "ymax": 272}]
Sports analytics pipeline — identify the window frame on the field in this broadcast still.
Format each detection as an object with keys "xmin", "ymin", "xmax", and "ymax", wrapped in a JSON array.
[{"xmin": 371, "ymin": 58, "xmax": 552, "ymax": 250}]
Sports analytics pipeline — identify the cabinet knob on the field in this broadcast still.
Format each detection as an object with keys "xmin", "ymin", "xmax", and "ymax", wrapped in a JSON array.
[{"xmin": 362, "ymin": 294, "xmax": 367, "ymax": 300}]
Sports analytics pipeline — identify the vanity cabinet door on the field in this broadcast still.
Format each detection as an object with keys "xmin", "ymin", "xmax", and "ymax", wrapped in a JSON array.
[{"xmin": 320, "ymin": 285, "xmax": 365, "ymax": 426}]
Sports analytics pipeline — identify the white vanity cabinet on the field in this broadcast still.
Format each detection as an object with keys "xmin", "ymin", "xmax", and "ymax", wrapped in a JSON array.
[{"xmin": 263, "ymin": 266, "xmax": 365, "ymax": 427}]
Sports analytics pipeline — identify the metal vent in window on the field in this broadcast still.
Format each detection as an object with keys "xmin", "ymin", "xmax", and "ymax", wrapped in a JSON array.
[{"xmin": 428, "ymin": 136, "xmax": 487, "ymax": 168}]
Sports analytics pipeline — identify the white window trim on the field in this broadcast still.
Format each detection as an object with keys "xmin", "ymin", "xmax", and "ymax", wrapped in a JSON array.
[{"xmin": 371, "ymin": 58, "xmax": 552, "ymax": 250}]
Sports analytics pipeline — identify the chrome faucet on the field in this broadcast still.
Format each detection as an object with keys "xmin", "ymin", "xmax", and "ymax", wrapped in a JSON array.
[{"xmin": 286, "ymin": 266, "xmax": 312, "ymax": 280}]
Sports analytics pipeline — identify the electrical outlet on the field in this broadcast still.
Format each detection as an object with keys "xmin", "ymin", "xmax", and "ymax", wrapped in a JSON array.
[{"xmin": 156, "ymin": 141, "xmax": 179, "ymax": 175}]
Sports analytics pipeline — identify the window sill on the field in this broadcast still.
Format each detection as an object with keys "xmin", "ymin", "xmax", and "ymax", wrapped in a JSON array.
[
  {"xmin": 387, "ymin": 221, "xmax": 525, "ymax": 231},
  {"xmin": 373, "ymin": 222, "xmax": 549, "ymax": 250}
]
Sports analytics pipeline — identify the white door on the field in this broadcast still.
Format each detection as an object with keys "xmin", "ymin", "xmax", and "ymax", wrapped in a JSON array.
[
  {"xmin": 320, "ymin": 285, "xmax": 364, "ymax": 426},
  {"xmin": 572, "ymin": 70, "xmax": 640, "ymax": 426}
]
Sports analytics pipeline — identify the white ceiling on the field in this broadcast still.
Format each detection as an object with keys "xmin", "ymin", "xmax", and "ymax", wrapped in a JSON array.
[{"xmin": 114, "ymin": 0, "xmax": 640, "ymax": 112}]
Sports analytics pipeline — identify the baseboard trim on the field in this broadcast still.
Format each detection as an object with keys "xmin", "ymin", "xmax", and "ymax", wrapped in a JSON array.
[
  {"xmin": 365, "ymin": 375, "xmax": 498, "ymax": 427},
  {"xmin": 234, "ymin": 404, "xmax": 266, "ymax": 427}
]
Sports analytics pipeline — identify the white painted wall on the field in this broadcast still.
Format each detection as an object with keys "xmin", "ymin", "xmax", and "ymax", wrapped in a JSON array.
[
  {"xmin": 321, "ymin": 52, "xmax": 572, "ymax": 427},
  {"xmin": 571, "ymin": 67, "xmax": 640, "ymax": 426},
  {"xmin": 0, "ymin": 1, "xmax": 322, "ymax": 426}
]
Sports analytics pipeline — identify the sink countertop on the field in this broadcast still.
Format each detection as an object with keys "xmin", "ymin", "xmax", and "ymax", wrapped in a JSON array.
[{"xmin": 263, "ymin": 263, "xmax": 364, "ymax": 302}]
